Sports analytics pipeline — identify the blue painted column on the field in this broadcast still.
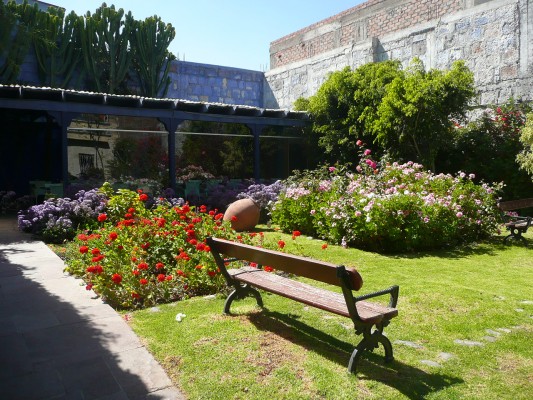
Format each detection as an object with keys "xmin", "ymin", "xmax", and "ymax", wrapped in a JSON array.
[
  {"xmin": 246, "ymin": 124, "xmax": 266, "ymax": 181},
  {"xmin": 159, "ymin": 118, "xmax": 183, "ymax": 193},
  {"xmin": 48, "ymin": 111, "xmax": 78, "ymax": 194}
]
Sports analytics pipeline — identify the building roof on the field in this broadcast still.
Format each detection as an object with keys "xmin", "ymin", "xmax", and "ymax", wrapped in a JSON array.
[{"xmin": 0, "ymin": 85, "xmax": 310, "ymax": 127}]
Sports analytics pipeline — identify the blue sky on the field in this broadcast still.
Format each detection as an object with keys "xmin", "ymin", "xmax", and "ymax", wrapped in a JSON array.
[{"xmin": 47, "ymin": 0, "xmax": 365, "ymax": 71}]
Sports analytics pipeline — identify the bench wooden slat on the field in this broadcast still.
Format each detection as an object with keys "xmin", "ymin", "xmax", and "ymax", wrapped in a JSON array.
[
  {"xmin": 210, "ymin": 238, "xmax": 363, "ymax": 290},
  {"xmin": 229, "ymin": 267, "xmax": 398, "ymax": 324},
  {"xmin": 498, "ymin": 198, "xmax": 533, "ymax": 211}
]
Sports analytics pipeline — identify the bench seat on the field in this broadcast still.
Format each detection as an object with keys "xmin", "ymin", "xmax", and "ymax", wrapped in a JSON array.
[{"xmin": 229, "ymin": 267, "xmax": 397, "ymax": 324}]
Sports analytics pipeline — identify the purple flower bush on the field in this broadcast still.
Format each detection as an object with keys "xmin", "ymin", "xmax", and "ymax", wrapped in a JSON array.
[
  {"xmin": 236, "ymin": 180, "xmax": 285, "ymax": 209},
  {"xmin": 271, "ymin": 161, "xmax": 502, "ymax": 252},
  {"xmin": 18, "ymin": 189, "xmax": 108, "ymax": 243}
]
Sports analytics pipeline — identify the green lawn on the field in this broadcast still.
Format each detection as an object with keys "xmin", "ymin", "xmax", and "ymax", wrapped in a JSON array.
[{"xmin": 129, "ymin": 230, "xmax": 533, "ymax": 399}]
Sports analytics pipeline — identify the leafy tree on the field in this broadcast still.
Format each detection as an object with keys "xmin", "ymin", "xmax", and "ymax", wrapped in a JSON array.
[
  {"xmin": 441, "ymin": 100, "xmax": 532, "ymax": 199},
  {"xmin": 303, "ymin": 61, "xmax": 402, "ymax": 164},
  {"xmin": 375, "ymin": 59, "xmax": 476, "ymax": 171},
  {"xmin": 517, "ymin": 112, "xmax": 533, "ymax": 181}
]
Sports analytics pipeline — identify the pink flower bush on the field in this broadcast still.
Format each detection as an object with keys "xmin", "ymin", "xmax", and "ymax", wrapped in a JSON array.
[{"xmin": 272, "ymin": 162, "xmax": 502, "ymax": 252}]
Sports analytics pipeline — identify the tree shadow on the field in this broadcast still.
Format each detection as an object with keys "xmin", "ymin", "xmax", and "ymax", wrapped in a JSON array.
[
  {"xmin": 0, "ymin": 217, "xmax": 180, "ymax": 399},
  {"xmin": 246, "ymin": 309, "xmax": 463, "ymax": 399}
]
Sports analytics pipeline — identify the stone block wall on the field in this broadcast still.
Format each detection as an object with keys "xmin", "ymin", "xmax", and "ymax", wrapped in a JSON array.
[
  {"xmin": 166, "ymin": 61, "xmax": 264, "ymax": 107},
  {"xmin": 265, "ymin": 0, "xmax": 532, "ymax": 109}
]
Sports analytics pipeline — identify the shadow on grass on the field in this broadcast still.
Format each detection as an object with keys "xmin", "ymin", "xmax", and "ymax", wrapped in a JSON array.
[
  {"xmin": 246, "ymin": 309, "xmax": 463, "ymax": 399},
  {"xmin": 382, "ymin": 236, "xmax": 518, "ymax": 260}
]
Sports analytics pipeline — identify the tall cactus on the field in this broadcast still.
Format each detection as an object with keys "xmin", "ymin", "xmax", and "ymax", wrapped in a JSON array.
[
  {"xmin": 80, "ymin": 3, "xmax": 133, "ymax": 94},
  {"xmin": 0, "ymin": 0, "xmax": 40, "ymax": 83},
  {"xmin": 131, "ymin": 16, "xmax": 176, "ymax": 97},
  {"xmin": 33, "ymin": 8, "xmax": 82, "ymax": 88}
]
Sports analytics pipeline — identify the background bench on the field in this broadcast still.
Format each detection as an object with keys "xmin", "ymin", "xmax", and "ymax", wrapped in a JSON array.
[
  {"xmin": 207, "ymin": 237, "xmax": 399, "ymax": 374},
  {"xmin": 498, "ymin": 198, "xmax": 533, "ymax": 245}
]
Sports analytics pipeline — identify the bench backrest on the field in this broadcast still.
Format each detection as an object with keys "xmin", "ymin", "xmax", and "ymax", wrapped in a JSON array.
[
  {"xmin": 499, "ymin": 198, "xmax": 533, "ymax": 211},
  {"xmin": 207, "ymin": 237, "xmax": 363, "ymax": 291}
]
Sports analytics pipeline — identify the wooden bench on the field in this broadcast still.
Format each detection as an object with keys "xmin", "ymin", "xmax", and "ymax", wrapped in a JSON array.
[
  {"xmin": 207, "ymin": 237, "xmax": 399, "ymax": 374},
  {"xmin": 498, "ymin": 198, "xmax": 533, "ymax": 245}
]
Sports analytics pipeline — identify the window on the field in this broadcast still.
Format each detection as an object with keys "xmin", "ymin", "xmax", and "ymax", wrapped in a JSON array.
[{"xmin": 79, "ymin": 153, "xmax": 94, "ymax": 174}]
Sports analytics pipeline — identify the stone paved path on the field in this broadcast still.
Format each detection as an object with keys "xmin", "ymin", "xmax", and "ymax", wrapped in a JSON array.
[{"xmin": 0, "ymin": 216, "xmax": 185, "ymax": 400}]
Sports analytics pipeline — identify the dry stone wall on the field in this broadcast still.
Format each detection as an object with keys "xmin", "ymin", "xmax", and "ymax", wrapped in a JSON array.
[{"xmin": 265, "ymin": 0, "xmax": 532, "ymax": 109}]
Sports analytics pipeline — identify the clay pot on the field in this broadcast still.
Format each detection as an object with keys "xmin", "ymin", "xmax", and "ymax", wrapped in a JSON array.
[{"xmin": 223, "ymin": 198, "xmax": 260, "ymax": 231}]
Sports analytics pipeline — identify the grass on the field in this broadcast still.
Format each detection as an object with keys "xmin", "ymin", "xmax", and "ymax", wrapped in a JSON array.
[{"xmin": 128, "ymin": 229, "xmax": 533, "ymax": 399}]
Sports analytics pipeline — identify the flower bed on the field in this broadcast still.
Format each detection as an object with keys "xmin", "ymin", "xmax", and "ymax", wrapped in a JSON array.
[
  {"xmin": 271, "ymin": 162, "xmax": 502, "ymax": 252},
  {"xmin": 63, "ymin": 188, "xmax": 265, "ymax": 309}
]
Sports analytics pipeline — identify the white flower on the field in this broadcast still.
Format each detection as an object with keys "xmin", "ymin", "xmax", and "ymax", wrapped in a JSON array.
[{"xmin": 175, "ymin": 313, "xmax": 186, "ymax": 322}]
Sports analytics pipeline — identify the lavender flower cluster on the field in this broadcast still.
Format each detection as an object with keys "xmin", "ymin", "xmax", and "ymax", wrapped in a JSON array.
[
  {"xmin": 18, "ymin": 189, "xmax": 107, "ymax": 243},
  {"xmin": 236, "ymin": 180, "xmax": 285, "ymax": 209}
]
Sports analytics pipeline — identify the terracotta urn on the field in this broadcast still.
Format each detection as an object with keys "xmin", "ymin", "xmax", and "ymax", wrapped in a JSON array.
[{"xmin": 223, "ymin": 198, "xmax": 260, "ymax": 231}]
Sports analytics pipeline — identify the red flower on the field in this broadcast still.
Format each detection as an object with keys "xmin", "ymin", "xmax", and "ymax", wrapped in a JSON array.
[
  {"xmin": 124, "ymin": 213, "xmax": 133, "ymax": 219},
  {"xmin": 214, "ymin": 213, "xmax": 224, "ymax": 220},
  {"xmin": 231, "ymin": 215, "xmax": 238, "ymax": 222},
  {"xmin": 156, "ymin": 262, "xmax": 164, "ymax": 270},
  {"xmin": 79, "ymin": 246, "xmax": 89, "ymax": 254},
  {"xmin": 97, "ymin": 214, "xmax": 107, "ymax": 222},
  {"xmin": 177, "ymin": 270, "xmax": 185, "ymax": 276},
  {"xmin": 141, "ymin": 242, "xmax": 150, "ymax": 250},
  {"xmin": 91, "ymin": 248, "xmax": 101, "ymax": 255},
  {"xmin": 250, "ymin": 262, "xmax": 258, "ymax": 268},
  {"xmin": 157, "ymin": 274, "xmax": 166, "ymax": 282},
  {"xmin": 111, "ymin": 273, "xmax": 122, "ymax": 284},
  {"xmin": 131, "ymin": 292, "xmax": 140, "ymax": 299},
  {"xmin": 207, "ymin": 270, "xmax": 217, "ymax": 277},
  {"xmin": 204, "ymin": 246, "xmax": 211, "ymax": 252},
  {"xmin": 132, "ymin": 269, "xmax": 140, "ymax": 276},
  {"xmin": 264, "ymin": 266, "xmax": 274, "ymax": 272},
  {"xmin": 195, "ymin": 265, "xmax": 203, "ymax": 270},
  {"xmin": 117, "ymin": 245, "xmax": 124, "ymax": 250},
  {"xmin": 138, "ymin": 262, "xmax": 149, "ymax": 270},
  {"xmin": 321, "ymin": 243, "xmax": 328, "ymax": 250},
  {"xmin": 292, "ymin": 230, "xmax": 301, "ymax": 240},
  {"xmin": 128, "ymin": 207, "xmax": 135, "ymax": 213},
  {"xmin": 278, "ymin": 240, "xmax": 285, "ymax": 249},
  {"xmin": 92, "ymin": 255, "xmax": 104, "ymax": 263},
  {"xmin": 139, "ymin": 193, "xmax": 148, "ymax": 201},
  {"xmin": 139, "ymin": 278, "xmax": 148, "ymax": 285},
  {"xmin": 166, "ymin": 275, "xmax": 173, "ymax": 281},
  {"xmin": 85, "ymin": 283, "xmax": 93, "ymax": 291}
]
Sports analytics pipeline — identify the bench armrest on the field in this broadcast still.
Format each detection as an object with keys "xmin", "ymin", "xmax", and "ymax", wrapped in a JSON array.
[{"xmin": 353, "ymin": 285, "xmax": 399, "ymax": 308}]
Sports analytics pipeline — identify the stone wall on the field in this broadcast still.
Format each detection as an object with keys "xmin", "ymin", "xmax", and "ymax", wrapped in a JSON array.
[
  {"xmin": 265, "ymin": 0, "xmax": 533, "ymax": 109},
  {"xmin": 166, "ymin": 61, "xmax": 264, "ymax": 107}
]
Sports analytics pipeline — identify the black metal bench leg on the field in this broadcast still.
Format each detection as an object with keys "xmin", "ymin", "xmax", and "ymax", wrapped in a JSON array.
[
  {"xmin": 347, "ymin": 339, "xmax": 367, "ymax": 374},
  {"xmin": 374, "ymin": 331, "xmax": 394, "ymax": 363},
  {"xmin": 223, "ymin": 285, "xmax": 263, "ymax": 314}
]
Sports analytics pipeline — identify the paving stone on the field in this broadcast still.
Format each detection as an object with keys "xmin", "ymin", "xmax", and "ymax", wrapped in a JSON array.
[
  {"xmin": 454, "ymin": 339, "xmax": 484, "ymax": 346},
  {"xmin": 519, "ymin": 300, "xmax": 533, "ymax": 305},
  {"xmin": 486, "ymin": 329, "xmax": 501, "ymax": 337},
  {"xmin": 394, "ymin": 340, "xmax": 424, "ymax": 349},
  {"xmin": 482, "ymin": 336, "xmax": 498, "ymax": 342},
  {"xmin": 496, "ymin": 328, "xmax": 512, "ymax": 333},
  {"xmin": 438, "ymin": 352, "xmax": 455, "ymax": 361},
  {"xmin": 515, "ymin": 308, "xmax": 524, "ymax": 312},
  {"xmin": 420, "ymin": 360, "xmax": 441, "ymax": 367}
]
